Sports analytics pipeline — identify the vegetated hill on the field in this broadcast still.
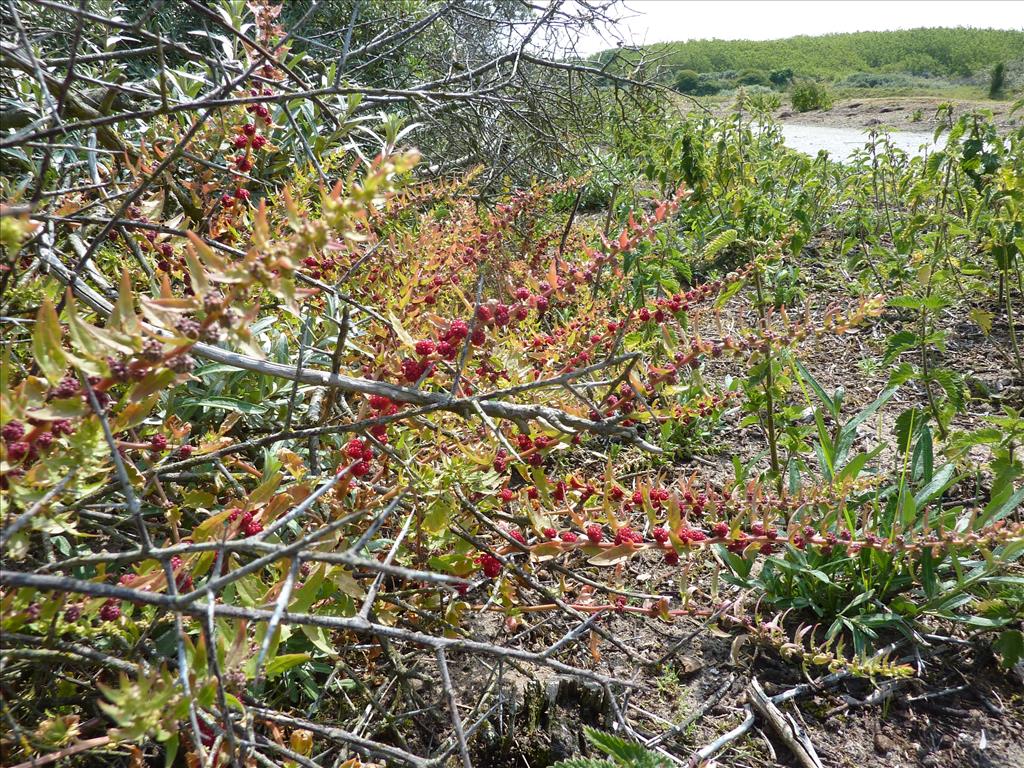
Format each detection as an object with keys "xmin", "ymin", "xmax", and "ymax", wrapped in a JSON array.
[
  {"xmin": 602, "ymin": 27, "xmax": 1024, "ymax": 90},
  {"xmin": 640, "ymin": 27, "xmax": 1023, "ymax": 78}
]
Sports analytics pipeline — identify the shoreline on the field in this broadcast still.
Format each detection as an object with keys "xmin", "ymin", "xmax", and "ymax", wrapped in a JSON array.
[{"xmin": 773, "ymin": 95, "xmax": 1019, "ymax": 132}]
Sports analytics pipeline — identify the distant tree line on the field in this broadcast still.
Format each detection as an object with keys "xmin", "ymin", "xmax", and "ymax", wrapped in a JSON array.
[{"xmin": 609, "ymin": 28, "xmax": 1023, "ymax": 96}]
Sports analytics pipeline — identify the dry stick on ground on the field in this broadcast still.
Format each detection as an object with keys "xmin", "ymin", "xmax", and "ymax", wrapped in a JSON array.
[{"xmin": 747, "ymin": 677, "xmax": 824, "ymax": 768}]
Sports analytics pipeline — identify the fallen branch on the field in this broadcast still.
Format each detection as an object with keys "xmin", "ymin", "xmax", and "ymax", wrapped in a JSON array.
[
  {"xmin": 9, "ymin": 736, "xmax": 112, "ymax": 768},
  {"xmin": 686, "ymin": 705, "xmax": 756, "ymax": 767},
  {"xmin": 747, "ymin": 677, "xmax": 824, "ymax": 768}
]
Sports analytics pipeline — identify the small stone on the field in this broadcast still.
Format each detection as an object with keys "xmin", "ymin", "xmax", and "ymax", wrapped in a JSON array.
[{"xmin": 874, "ymin": 732, "xmax": 896, "ymax": 755}]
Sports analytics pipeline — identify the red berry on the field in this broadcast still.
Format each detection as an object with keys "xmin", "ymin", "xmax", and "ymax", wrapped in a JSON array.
[
  {"xmin": 514, "ymin": 287, "xmax": 530, "ymax": 301},
  {"xmin": 652, "ymin": 526, "xmax": 669, "ymax": 544},
  {"xmin": 614, "ymin": 526, "xmax": 643, "ymax": 545},
  {"xmin": 4, "ymin": 421, "xmax": 26, "ymax": 442},
  {"xmin": 174, "ymin": 444, "xmax": 193, "ymax": 459},
  {"xmin": 369, "ymin": 394, "xmax": 391, "ymax": 410},
  {"xmin": 560, "ymin": 531, "xmax": 578, "ymax": 542},
  {"xmin": 499, "ymin": 488, "xmax": 515, "ymax": 503},
  {"xmin": 508, "ymin": 529, "xmax": 526, "ymax": 545},
  {"xmin": 415, "ymin": 340, "xmax": 435, "ymax": 356},
  {"xmin": 712, "ymin": 522, "xmax": 729, "ymax": 538},
  {"xmin": 242, "ymin": 123, "xmax": 257, "ymax": 136},
  {"xmin": 400, "ymin": 358, "xmax": 427, "ymax": 382},
  {"xmin": 679, "ymin": 527, "xmax": 707, "ymax": 543},
  {"xmin": 437, "ymin": 340, "xmax": 456, "ymax": 359},
  {"xmin": 149, "ymin": 434, "xmax": 168, "ymax": 453},
  {"xmin": 664, "ymin": 550, "xmax": 680, "ymax": 566},
  {"xmin": 235, "ymin": 188, "xmax": 251, "ymax": 202},
  {"xmin": 586, "ymin": 524, "xmax": 603, "ymax": 543},
  {"xmin": 447, "ymin": 320, "xmax": 469, "ymax": 340},
  {"xmin": 243, "ymin": 520, "xmax": 264, "ymax": 537},
  {"xmin": 477, "ymin": 553, "xmax": 502, "ymax": 578},
  {"xmin": 350, "ymin": 460, "xmax": 371, "ymax": 478},
  {"xmin": 53, "ymin": 377, "xmax": 79, "ymax": 399},
  {"xmin": 7, "ymin": 442, "xmax": 29, "ymax": 461},
  {"xmin": 346, "ymin": 438, "xmax": 366, "ymax": 460},
  {"xmin": 99, "ymin": 600, "xmax": 121, "ymax": 622},
  {"xmin": 543, "ymin": 527, "xmax": 557, "ymax": 539},
  {"xmin": 226, "ymin": 507, "xmax": 243, "ymax": 522},
  {"xmin": 118, "ymin": 573, "xmax": 136, "ymax": 585},
  {"xmin": 251, "ymin": 134, "xmax": 267, "ymax": 150},
  {"xmin": 232, "ymin": 134, "xmax": 249, "ymax": 149}
]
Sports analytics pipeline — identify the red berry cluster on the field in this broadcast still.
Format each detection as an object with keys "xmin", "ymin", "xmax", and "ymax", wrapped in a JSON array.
[
  {"xmin": 227, "ymin": 507, "xmax": 264, "ymax": 537},
  {"xmin": 343, "ymin": 437, "xmax": 375, "ymax": 478},
  {"xmin": 476, "ymin": 553, "xmax": 502, "ymax": 578},
  {"xmin": 170, "ymin": 555, "xmax": 193, "ymax": 592},
  {"xmin": 2, "ymin": 418, "xmax": 64, "ymax": 477},
  {"xmin": 99, "ymin": 600, "xmax": 121, "ymax": 622},
  {"xmin": 614, "ymin": 526, "xmax": 644, "ymax": 545}
]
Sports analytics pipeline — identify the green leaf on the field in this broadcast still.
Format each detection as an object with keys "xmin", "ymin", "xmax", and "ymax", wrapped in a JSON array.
[
  {"xmin": 178, "ymin": 397, "xmax": 269, "ymax": 415},
  {"xmin": 33, "ymin": 298, "xmax": 67, "ymax": 385},
  {"xmin": 794, "ymin": 359, "xmax": 835, "ymax": 417},
  {"xmin": 913, "ymin": 463, "xmax": 955, "ymax": 510},
  {"xmin": 969, "ymin": 307, "xmax": 994, "ymax": 335},
  {"xmin": 584, "ymin": 727, "xmax": 669, "ymax": 766},
  {"xmin": 701, "ymin": 228, "xmax": 738, "ymax": 262},
  {"xmin": 163, "ymin": 734, "xmax": 179, "ymax": 768},
  {"xmin": 264, "ymin": 653, "xmax": 310, "ymax": 678},
  {"xmin": 994, "ymin": 630, "xmax": 1024, "ymax": 668}
]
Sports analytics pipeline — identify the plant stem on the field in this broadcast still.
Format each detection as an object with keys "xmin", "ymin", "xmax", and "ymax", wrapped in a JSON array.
[{"xmin": 753, "ymin": 265, "xmax": 782, "ymax": 491}]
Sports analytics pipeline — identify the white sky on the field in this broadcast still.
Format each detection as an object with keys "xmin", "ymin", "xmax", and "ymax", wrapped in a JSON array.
[{"xmin": 570, "ymin": 1, "xmax": 1024, "ymax": 54}]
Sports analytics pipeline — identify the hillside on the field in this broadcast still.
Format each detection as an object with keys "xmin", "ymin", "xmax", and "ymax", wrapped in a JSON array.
[{"xmin": 601, "ymin": 27, "xmax": 1024, "ymax": 95}]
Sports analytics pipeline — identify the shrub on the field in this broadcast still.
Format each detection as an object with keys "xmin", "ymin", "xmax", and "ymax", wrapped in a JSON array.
[
  {"xmin": 769, "ymin": 67, "xmax": 794, "ymax": 86},
  {"xmin": 990, "ymin": 62, "xmax": 1006, "ymax": 98},
  {"xmin": 737, "ymin": 69, "xmax": 770, "ymax": 86},
  {"xmin": 674, "ymin": 68, "xmax": 701, "ymax": 93},
  {"xmin": 791, "ymin": 79, "xmax": 833, "ymax": 112}
]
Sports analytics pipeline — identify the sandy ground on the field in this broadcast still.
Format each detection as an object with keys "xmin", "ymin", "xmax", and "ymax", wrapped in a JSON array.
[{"xmin": 776, "ymin": 96, "xmax": 1020, "ymax": 132}]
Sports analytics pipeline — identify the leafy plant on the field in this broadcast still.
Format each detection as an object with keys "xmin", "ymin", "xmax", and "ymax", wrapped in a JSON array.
[
  {"xmin": 551, "ymin": 727, "xmax": 672, "ymax": 768},
  {"xmin": 791, "ymin": 80, "xmax": 833, "ymax": 112}
]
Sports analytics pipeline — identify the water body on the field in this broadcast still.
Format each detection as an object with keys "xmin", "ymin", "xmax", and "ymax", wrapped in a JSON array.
[{"xmin": 781, "ymin": 123, "xmax": 943, "ymax": 160}]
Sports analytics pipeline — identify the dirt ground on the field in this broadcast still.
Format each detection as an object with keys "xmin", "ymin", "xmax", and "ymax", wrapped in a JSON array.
[{"xmin": 775, "ymin": 96, "xmax": 1020, "ymax": 132}]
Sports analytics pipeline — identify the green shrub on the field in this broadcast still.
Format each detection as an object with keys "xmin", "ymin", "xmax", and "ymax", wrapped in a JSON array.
[
  {"xmin": 738, "ymin": 69, "xmax": 769, "ymax": 86},
  {"xmin": 791, "ymin": 80, "xmax": 833, "ymax": 112},
  {"xmin": 990, "ymin": 62, "xmax": 1006, "ymax": 98},
  {"xmin": 674, "ymin": 68, "xmax": 701, "ymax": 93},
  {"xmin": 769, "ymin": 67, "xmax": 794, "ymax": 86}
]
